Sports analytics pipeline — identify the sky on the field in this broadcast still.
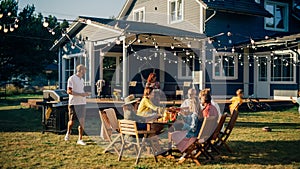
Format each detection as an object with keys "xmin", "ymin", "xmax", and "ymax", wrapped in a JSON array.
[{"xmin": 18, "ymin": 0, "xmax": 127, "ymax": 21}]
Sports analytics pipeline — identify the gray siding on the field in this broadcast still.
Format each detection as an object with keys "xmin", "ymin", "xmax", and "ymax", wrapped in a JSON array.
[{"xmin": 126, "ymin": 0, "xmax": 201, "ymax": 33}]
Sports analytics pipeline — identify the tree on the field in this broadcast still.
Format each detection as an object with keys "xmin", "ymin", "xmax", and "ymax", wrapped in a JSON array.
[{"xmin": 0, "ymin": 0, "xmax": 69, "ymax": 85}]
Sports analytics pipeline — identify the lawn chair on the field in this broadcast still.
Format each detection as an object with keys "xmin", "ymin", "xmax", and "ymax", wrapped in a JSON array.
[
  {"xmin": 99, "ymin": 108, "xmax": 121, "ymax": 155},
  {"xmin": 206, "ymin": 113, "xmax": 229, "ymax": 156},
  {"xmin": 213, "ymin": 109, "xmax": 239, "ymax": 153},
  {"xmin": 177, "ymin": 116, "xmax": 219, "ymax": 165},
  {"xmin": 118, "ymin": 119, "xmax": 157, "ymax": 165}
]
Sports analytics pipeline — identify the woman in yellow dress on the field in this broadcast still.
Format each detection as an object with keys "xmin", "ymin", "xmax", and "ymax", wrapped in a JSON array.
[{"xmin": 229, "ymin": 89, "xmax": 244, "ymax": 113}]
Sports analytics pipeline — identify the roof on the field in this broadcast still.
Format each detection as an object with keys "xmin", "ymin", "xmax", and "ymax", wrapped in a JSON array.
[
  {"xmin": 50, "ymin": 16, "xmax": 206, "ymax": 51},
  {"xmin": 202, "ymin": 0, "xmax": 273, "ymax": 17},
  {"xmin": 80, "ymin": 16, "xmax": 206, "ymax": 38},
  {"xmin": 118, "ymin": 0, "xmax": 136, "ymax": 20}
]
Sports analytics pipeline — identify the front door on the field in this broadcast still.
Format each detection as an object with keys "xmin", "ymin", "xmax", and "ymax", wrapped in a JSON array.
[{"xmin": 255, "ymin": 57, "xmax": 270, "ymax": 98}]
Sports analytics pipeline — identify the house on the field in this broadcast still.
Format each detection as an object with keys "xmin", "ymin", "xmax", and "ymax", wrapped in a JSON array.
[{"xmin": 50, "ymin": 0, "xmax": 300, "ymax": 100}]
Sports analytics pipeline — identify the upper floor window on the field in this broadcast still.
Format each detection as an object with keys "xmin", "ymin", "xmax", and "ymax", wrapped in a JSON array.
[
  {"xmin": 213, "ymin": 53, "xmax": 238, "ymax": 80},
  {"xmin": 133, "ymin": 7, "xmax": 145, "ymax": 22},
  {"xmin": 264, "ymin": 1, "xmax": 288, "ymax": 32},
  {"xmin": 169, "ymin": 0, "xmax": 183, "ymax": 23}
]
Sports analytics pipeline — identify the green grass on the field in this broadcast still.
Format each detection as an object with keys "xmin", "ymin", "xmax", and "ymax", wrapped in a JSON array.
[{"xmin": 0, "ymin": 95, "xmax": 300, "ymax": 168}]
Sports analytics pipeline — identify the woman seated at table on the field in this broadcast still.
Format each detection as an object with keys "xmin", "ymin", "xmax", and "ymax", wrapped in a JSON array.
[
  {"xmin": 199, "ymin": 88, "xmax": 222, "ymax": 119},
  {"xmin": 175, "ymin": 92, "xmax": 219, "ymax": 160},
  {"xmin": 123, "ymin": 95, "xmax": 158, "ymax": 130},
  {"xmin": 171, "ymin": 88, "xmax": 201, "ymax": 145},
  {"xmin": 137, "ymin": 87, "xmax": 162, "ymax": 117}
]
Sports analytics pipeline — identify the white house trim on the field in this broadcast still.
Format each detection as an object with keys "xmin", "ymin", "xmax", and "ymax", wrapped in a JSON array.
[{"xmin": 133, "ymin": 7, "xmax": 145, "ymax": 22}]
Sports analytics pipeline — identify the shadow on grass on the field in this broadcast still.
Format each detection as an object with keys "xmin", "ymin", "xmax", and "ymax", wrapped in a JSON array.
[
  {"xmin": 236, "ymin": 121, "xmax": 300, "ymax": 130},
  {"xmin": 0, "ymin": 108, "xmax": 42, "ymax": 132},
  {"xmin": 212, "ymin": 140, "xmax": 300, "ymax": 165}
]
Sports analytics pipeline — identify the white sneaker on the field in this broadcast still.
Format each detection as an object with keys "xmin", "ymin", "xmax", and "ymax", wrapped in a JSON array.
[
  {"xmin": 178, "ymin": 153, "xmax": 187, "ymax": 161},
  {"xmin": 77, "ymin": 140, "xmax": 86, "ymax": 146},
  {"xmin": 64, "ymin": 134, "xmax": 70, "ymax": 141}
]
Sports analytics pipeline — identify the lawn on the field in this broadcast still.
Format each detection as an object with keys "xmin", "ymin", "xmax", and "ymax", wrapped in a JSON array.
[{"xmin": 0, "ymin": 95, "xmax": 300, "ymax": 169}]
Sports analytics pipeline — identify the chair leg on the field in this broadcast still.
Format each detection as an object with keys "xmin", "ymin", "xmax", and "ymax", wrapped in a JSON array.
[
  {"xmin": 149, "ymin": 139, "xmax": 158, "ymax": 162},
  {"xmin": 210, "ymin": 143, "xmax": 221, "ymax": 155},
  {"xmin": 224, "ymin": 142, "xmax": 233, "ymax": 153},
  {"xmin": 135, "ymin": 137, "xmax": 145, "ymax": 165},
  {"xmin": 118, "ymin": 135, "xmax": 125, "ymax": 161},
  {"xmin": 103, "ymin": 134, "xmax": 121, "ymax": 155},
  {"xmin": 192, "ymin": 158, "xmax": 201, "ymax": 166}
]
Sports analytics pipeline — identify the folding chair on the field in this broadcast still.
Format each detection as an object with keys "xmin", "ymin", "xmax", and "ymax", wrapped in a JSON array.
[
  {"xmin": 99, "ymin": 108, "xmax": 121, "ymax": 155},
  {"xmin": 213, "ymin": 109, "xmax": 239, "ymax": 153},
  {"xmin": 208, "ymin": 113, "xmax": 229, "ymax": 155},
  {"xmin": 177, "ymin": 116, "xmax": 219, "ymax": 165},
  {"xmin": 118, "ymin": 119, "xmax": 157, "ymax": 165}
]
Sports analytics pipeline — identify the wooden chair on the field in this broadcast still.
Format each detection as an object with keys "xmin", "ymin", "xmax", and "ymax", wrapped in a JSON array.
[
  {"xmin": 118, "ymin": 119, "xmax": 157, "ymax": 165},
  {"xmin": 213, "ymin": 109, "xmax": 239, "ymax": 153},
  {"xmin": 177, "ymin": 116, "xmax": 219, "ymax": 165},
  {"xmin": 99, "ymin": 108, "xmax": 121, "ymax": 155},
  {"xmin": 208, "ymin": 113, "xmax": 229, "ymax": 155}
]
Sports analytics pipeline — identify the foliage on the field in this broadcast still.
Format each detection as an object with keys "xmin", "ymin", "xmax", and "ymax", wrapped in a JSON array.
[{"xmin": 0, "ymin": 0, "xmax": 69, "ymax": 82}]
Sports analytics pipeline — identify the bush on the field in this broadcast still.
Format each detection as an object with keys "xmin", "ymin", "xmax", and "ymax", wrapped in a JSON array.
[{"xmin": 5, "ymin": 84, "xmax": 21, "ymax": 96}]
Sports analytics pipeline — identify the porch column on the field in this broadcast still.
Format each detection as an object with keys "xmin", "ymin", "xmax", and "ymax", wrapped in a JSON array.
[
  {"xmin": 99, "ymin": 49, "xmax": 104, "ymax": 82},
  {"xmin": 62, "ymin": 56, "xmax": 66, "ymax": 90},
  {"xmin": 243, "ymin": 48, "xmax": 249, "ymax": 97},
  {"xmin": 122, "ymin": 40, "xmax": 128, "ymax": 98},
  {"xmin": 58, "ymin": 47, "xmax": 62, "ymax": 89},
  {"xmin": 89, "ymin": 41, "xmax": 95, "ymax": 98},
  {"xmin": 201, "ymin": 41, "xmax": 206, "ymax": 90}
]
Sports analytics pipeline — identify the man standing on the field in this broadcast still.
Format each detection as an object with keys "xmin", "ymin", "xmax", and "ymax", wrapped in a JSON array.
[{"xmin": 64, "ymin": 64, "xmax": 89, "ymax": 145}]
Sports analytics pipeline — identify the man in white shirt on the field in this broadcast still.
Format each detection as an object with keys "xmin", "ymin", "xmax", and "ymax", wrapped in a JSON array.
[{"xmin": 64, "ymin": 64, "xmax": 89, "ymax": 145}]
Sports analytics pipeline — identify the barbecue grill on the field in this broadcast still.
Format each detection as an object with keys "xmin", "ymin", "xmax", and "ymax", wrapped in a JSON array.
[{"xmin": 39, "ymin": 89, "xmax": 69, "ymax": 133}]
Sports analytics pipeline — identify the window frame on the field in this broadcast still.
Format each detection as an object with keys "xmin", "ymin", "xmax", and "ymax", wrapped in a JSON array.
[
  {"xmin": 168, "ymin": 0, "xmax": 184, "ymax": 24},
  {"xmin": 178, "ymin": 52, "xmax": 194, "ymax": 79},
  {"xmin": 264, "ymin": 1, "xmax": 289, "ymax": 32},
  {"xmin": 133, "ymin": 7, "xmax": 145, "ymax": 22},
  {"xmin": 270, "ymin": 51, "xmax": 297, "ymax": 84},
  {"xmin": 212, "ymin": 52, "xmax": 238, "ymax": 80}
]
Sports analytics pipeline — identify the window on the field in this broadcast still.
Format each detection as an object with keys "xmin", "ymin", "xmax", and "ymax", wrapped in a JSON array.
[
  {"xmin": 169, "ymin": 0, "xmax": 183, "ymax": 23},
  {"xmin": 258, "ymin": 57, "xmax": 268, "ymax": 81},
  {"xmin": 178, "ymin": 52, "xmax": 193, "ymax": 79},
  {"xmin": 265, "ymin": 1, "xmax": 288, "ymax": 32},
  {"xmin": 133, "ymin": 7, "xmax": 145, "ymax": 22},
  {"xmin": 271, "ymin": 53, "xmax": 295, "ymax": 82},
  {"xmin": 213, "ymin": 53, "xmax": 238, "ymax": 80}
]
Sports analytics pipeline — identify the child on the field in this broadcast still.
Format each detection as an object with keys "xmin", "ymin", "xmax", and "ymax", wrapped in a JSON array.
[
  {"xmin": 229, "ymin": 89, "xmax": 243, "ymax": 114},
  {"xmin": 290, "ymin": 90, "xmax": 300, "ymax": 117}
]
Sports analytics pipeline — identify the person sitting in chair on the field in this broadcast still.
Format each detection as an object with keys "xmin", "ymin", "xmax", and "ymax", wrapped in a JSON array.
[
  {"xmin": 137, "ymin": 87, "xmax": 163, "ymax": 117},
  {"xmin": 123, "ymin": 95, "xmax": 158, "ymax": 130}
]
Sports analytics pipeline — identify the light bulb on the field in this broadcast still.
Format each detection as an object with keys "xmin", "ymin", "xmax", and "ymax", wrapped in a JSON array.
[
  {"xmin": 115, "ymin": 38, "xmax": 121, "ymax": 45},
  {"xmin": 171, "ymin": 44, "xmax": 174, "ymax": 49},
  {"xmin": 14, "ymin": 24, "xmax": 18, "ymax": 28},
  {"xmin": 187, "ymin": 42, "xmax": 191, "ymax": 48},
  {"xmin": 86, "ymin": 19, "xmax": 92, "ymax": 24},
  {"xmin": 52, "ymin": 31, "xmax": 55, "ymax": 35},
  {"xmin": 43, "ymin": 21, "xmax": 49, "ymax": 27},
  {"xmin": 9, "ymin": 26, "xmax": 14, "ymax": 32},
  {"xmin": 0, "ymin": 25, "xmax": 2, "ymax": 30},
  {"xmin": 0, "ymin": 13, "xmax": 3, "ymax": 18},
  {"xmin": 7, "ymin": 12, "xmax": 11, "ymax": 16},
  {"xmin": 4, "ymin": 28, "xmax": 8, "ymax": 33},
  {"xmin": 71, "ymin": 44, "xmax": 75, "ymax": 49}
]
